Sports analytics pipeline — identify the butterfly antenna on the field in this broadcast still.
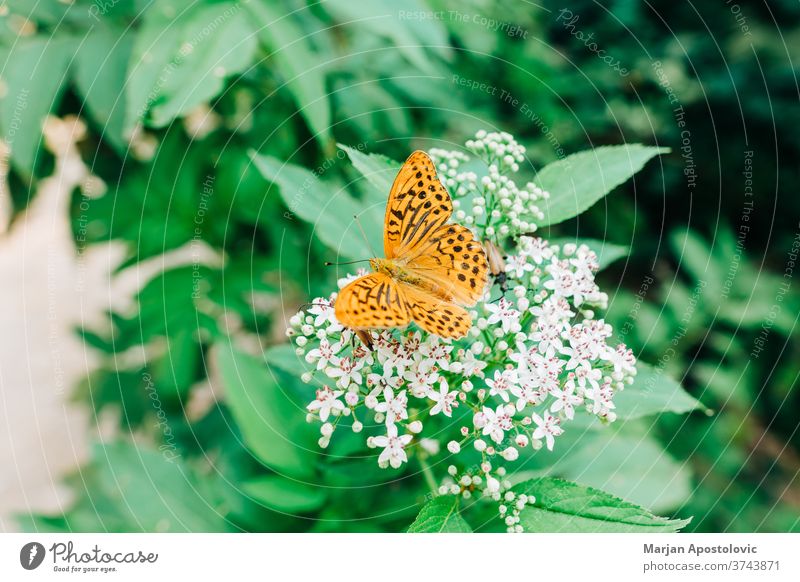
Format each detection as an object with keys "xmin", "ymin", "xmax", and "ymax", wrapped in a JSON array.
[
  {"xmin": 353, "ymin": 213, "xmax": 377, "ymax": 257},
  {"xmin": 324, "ymin": 259, "xmax": 370, "ymax": 267}
]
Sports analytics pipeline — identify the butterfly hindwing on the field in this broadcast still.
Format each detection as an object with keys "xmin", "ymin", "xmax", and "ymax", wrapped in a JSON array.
[
  {"xmin": 334, "ymin": 272, "xmax": 410, "ymax": 330},
  {"xmin": 384, "ymin": 151, "xmax": 453, "ymax": 259},
  {"xmin": 400, "ymin": 282, "xmax": 471, "ymax": 339},
  {"xmin": 405, "ymin": 223, "xmax": 489, "ymax": 306}
]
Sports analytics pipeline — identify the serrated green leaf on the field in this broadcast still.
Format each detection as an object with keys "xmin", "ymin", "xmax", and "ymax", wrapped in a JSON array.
[
  {"xmin": 242, "ymin": 475, "xmax": 327, "ymax": 513},
  {"xmin": 250, "ymin": 152, "xmax": 380, "ymax": 260},
  {"xmin": 407, "ymin": 496, "xmax": 472, "ymax": 533},
  {"xmin": 536, "ymin": 145, "xmax": 669, "ymax": 226},
  {"xmin": 614, "ymin": 363, "xmax": 708, "ymax": 418},
  {"xmin": 215, "ymin": 341, "xmax": 317, "ymax": 479},
  {"xmin": 514, "ymin": 477, "xmax": 691, "ymax": 532}
]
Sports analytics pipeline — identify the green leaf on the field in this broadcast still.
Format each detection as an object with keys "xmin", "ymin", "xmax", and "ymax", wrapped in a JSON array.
[
  {"xmin": 126, "ymin": 0, "xmax": 257, "ymax": 130},
  {"xmin": 514, "ymin": 477, "xmax": 691, "ymax": 532},
  {"xmin": 548, "ymin": 237, "xmax": 630, "ymax": 270},
  {"xmin": 31, "ymin": 441, "xmax": 230, "ymax": 532},
  {"xmin": 245, "ymin": 3, "xmax": 332, "ymax": 146},
  {"xmin": 0, "ymin": 35, "xmax": 76, "ymax": 176},
  {"xmin": 215, "ymin": 341, "xmax": 317, "ymax": 479},
  {"xmin": 407, "ymin": 496, "xmax": 472, "ymax": 533},
  {"xmin": 322, "ymin": 0, "xmax": 451, "ymax": 74},
  {"xmin": 242, "ymin": 475, "xmax": 327, "ymax": 513},
  {"xmin": 250, "ymin": 153, "xmax": 380, "ymax": 260},
  {"xmin": 614, "ymin": 363, "xmax": 708, "ymax": 419},
  {"xmin": 338, "ymin": 143, "xmax": 400, "ymax": 201},
  {"xmin": 72, "ymin": 27, "xmax": 133, "ymax": 152},
  {"xmin": 551, "ymin": 429, "xmax": 693, "ymax": 513},
  {"xmin": 536, "ymin": 145, "xmax": 669, "ymax": 226},
  {"xmin": 265, "ymin": 344, "xmax": 309, "ymax": 377}
]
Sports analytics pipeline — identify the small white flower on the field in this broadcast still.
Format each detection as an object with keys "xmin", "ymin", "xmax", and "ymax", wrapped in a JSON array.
[
  {"xmin": 531, "ymin": 412, "xmax": 563, "ymax": 451},
  {"xmin": 485, "ymin": 298, "xmax": 521, "ymax": 333},
  {"xmin": 374, "ymin": 387, "xmax": 409, "ymax": 425},
  {"xmin": 486, "ymin": 369, "xmax": 517, "ymax": 403},
  {"xmin": 460, "ymin": 349, "xmax": 488, "ymax": 377},
  {"xmin": 372, "ymin": 423, "xmax": 413, "ymax": 468},
  {"xmin": 326, "ymin": 356, "xmax": 363, "ymax": 389},
  {"xmin": 549, "ymin": 381, "xmax": 583, "ymax": 420},
  {"xmin": 505, "ymin": 254, "xmax": 533, "ymax": 279},
  {"xmin": 403, "ymin": 361, "xmax": 439, "ymax": 398},
  {"xmin": 501, "ymin": 447, "xmax": 519, "ymax": 461},
  {"xmin": 418, "ymin": 336, "xmax": 454, "ymax": 370},
  {"xmin": 429, "ymin": 379, "xmax": 458, "ymax": 417},
  {"xmin": 306, "ymin": 386, "xmax": 345, "ymax": 422},
  {"xmin": 304, "ymin": 337, "xmax": 341, "ymax": 370},
  {"xmin": 482, "ymin": 404, "xmax": 514, "ymax": 444}
]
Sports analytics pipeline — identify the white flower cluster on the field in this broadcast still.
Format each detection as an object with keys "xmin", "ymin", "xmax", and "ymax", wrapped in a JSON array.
[
  {"xmin": 284, "ymin": 130, "xmax": 637, "ymax": 523},
  {"xmin": 440, "ymin": 465, "xmax": 535, "ymax": 533},
  {"xmin": 430, "ymin": 130, "xmax": 550, "ymax": 238}
]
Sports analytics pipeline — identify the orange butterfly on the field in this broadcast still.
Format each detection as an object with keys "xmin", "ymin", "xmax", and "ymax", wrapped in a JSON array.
[{"xmin": 334, "ymin": 151, "xmax": 488, "ymax": 339}]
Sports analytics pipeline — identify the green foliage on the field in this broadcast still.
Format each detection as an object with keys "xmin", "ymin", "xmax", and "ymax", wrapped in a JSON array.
[
  {"xmin": 20, "ymin": 441, "xmax": 230, "ymax": 533},
  {"xmin": 512, "ymin": 478, "xmax": 691, "ymax": 533},
  {"xmin": 242, "ymin": 475, "xmax": 327, "ymax": 513},
  {"xmin": 251, "ymin": 152, "xmax": 381, "ymax": 259},
  {"xmin": 126, "ymin": 0, "xmax": 258, "ymax": 130},
  {"xmin": 610, "ymin": 363, "xmax": 707, "ymax": 419},
  {"xmin": 6, "ymin": 0, "xmax": 795, "ymax": 534},
  {"xmin": 407, "ymin": 497, "xmax": 472, "ymax": 533},
  {"xmin": 216, "ymin": 343, "xmax": 317, "ymax": 478},
  {"xmin": 536, "ymin": 145, "xmax": 669, "ymax": 227},
  {"xmin": 0, "ymin": 35, "xmax": 76, "ymax": 177}
]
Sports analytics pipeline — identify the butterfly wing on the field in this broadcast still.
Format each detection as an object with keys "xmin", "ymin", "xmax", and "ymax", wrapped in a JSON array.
[
  {"xmin": 334, "ymin": 272, "xmax": 410, "ymax": 330},
  {"xmin": 399, "ymin": 282, "xmax": 472, "ymax": 339},
  {"xmin": 384, "ymin": 151, "xmax": 453, "ymax": 259},
  {"xmin": 404, "ymin": 223, "xmax": 489, "ymax": 306}
]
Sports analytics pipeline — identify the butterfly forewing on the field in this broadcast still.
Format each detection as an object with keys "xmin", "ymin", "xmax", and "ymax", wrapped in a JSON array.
[
  {"xmin": 384, "ymin": 151, "xmax": 453, "ymax": 259},
  {"xmin": 334, "ymin": 272, "xmax": 410, "ymax": 330},
  {"xmin": 404, "ymin": 223, "xmax": 488, "ymax": 306},
  {"xmin": 399, "ymin": 282, "xmax": 471, "ymax": 339},
  {"xmin": 334, "ymin": 149, "xmax": 488, "ymax": 340}
]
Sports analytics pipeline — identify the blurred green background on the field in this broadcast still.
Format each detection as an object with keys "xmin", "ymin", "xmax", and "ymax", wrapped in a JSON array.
[{"xmin": 1, "ymin": 0, "xmax": 798, "ymax": 532}]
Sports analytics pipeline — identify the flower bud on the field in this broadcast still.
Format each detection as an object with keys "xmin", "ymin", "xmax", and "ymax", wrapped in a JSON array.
[
  {"xmin": 486, "ymin": 476, "xmax": 501, "ymax": 494},
  {"xmin": 473, "ymin": 411, "xmax": 488, "ymax": 429}
]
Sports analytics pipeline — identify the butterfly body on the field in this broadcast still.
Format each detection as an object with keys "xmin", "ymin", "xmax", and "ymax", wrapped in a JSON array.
[{"xmin": 334, "ymin": 151, "xmax": 489, "ymax": 339}]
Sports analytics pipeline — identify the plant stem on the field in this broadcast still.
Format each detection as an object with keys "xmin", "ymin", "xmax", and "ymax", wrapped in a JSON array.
[{"xmin": 419, "ymin": 456, "xmax": 439, "ymax": 497}]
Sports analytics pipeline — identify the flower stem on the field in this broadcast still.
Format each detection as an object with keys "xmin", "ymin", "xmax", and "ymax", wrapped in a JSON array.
[{"xmin": 419, "ymin": 456, "xmax": 439, "ymax": 497}]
